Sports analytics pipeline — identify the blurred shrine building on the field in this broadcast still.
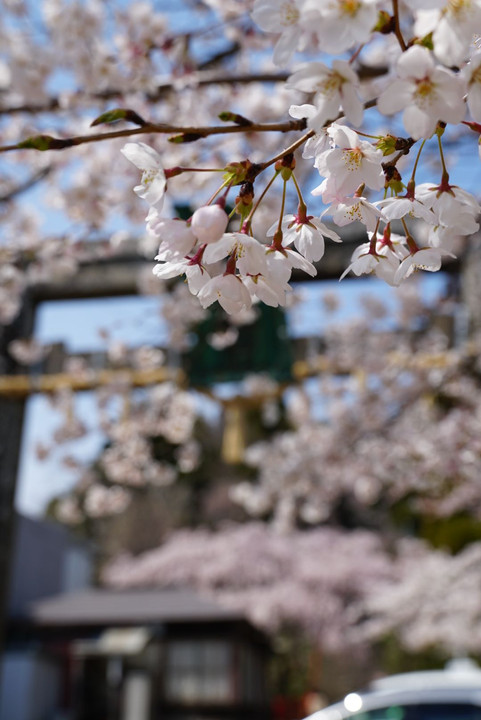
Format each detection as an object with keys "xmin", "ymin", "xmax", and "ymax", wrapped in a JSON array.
[{"xmin": 1, "ymin": 515, "xmax": 270, "ymax": 720}]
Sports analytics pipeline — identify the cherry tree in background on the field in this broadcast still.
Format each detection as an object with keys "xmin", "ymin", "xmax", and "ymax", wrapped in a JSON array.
[{"xmin": 102, "ymin": 285, "xmax": 481, "ymax": 667}]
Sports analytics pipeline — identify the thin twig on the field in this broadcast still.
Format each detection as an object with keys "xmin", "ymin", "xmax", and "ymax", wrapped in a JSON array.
[
  {"xmin": 382, "ymin": 138, "xmax": 416, "ymax": 169},
  {"xmin": 0, "ymin": 72, "xmax": 290, "ymax": 117},
  {"xmin": 261, "ymin": 98, "xmax": 380, "ymax": 170},
  {"xmin": 392, "ymin": 0, "xmax": 407, "ymax": 51},
  {"xmin": 0, "ymin": 166, "xmax": 52, "ymax": 202},
  {"xmin": 0, "ymin": 64, "xmax": 389, "ymax": 117},
  {"xmin": 0, "ymin": 119, "xmax": 306, "ymax": 154},
  {"xmin": 261, "ymin": 130, "xmax": 314, "ymax": 170}
]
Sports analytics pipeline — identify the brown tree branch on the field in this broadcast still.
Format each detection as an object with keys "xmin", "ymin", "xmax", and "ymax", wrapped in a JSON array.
[
  {"xmin": 0, "ymin": 167, "xmax": 52, "ymax": 202},
  {"xmin": 0, "ymin": 65, "xmax": 392, "ymax": 118},
  {"xmin": 0, "ymin": 118, "xmax": 307, "ymax": 154},
  {"xmin": 0, "ymin": 72, "xmax": 290, "ymax": 117},
  {"xmin": 260, "ymin": 98, "xmax": 380, "ymax": 171},
  {"xmin": 392, "ymin": 0, "xmax": 407, "ymax": 51}
]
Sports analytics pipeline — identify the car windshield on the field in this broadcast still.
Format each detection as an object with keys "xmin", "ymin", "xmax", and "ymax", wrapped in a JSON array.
[{"xmin": 350, "ymin": 705, "xmax": 481, "ymax": 720}]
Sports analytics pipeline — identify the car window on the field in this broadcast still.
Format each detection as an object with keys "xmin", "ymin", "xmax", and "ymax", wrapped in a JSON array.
[{"xmin": 351, "ymin": 704, "xmax": 481, "ymax": 720}]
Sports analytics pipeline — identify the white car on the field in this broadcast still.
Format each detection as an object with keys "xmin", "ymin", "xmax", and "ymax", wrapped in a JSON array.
[{"xmin": 305, "ymin": 660, "xmax": 481, "ymax": 720}]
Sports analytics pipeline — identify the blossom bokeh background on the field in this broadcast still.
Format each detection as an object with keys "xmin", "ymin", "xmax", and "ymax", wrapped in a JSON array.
[{"xmin": 3, "ymin": 0, "xmax": 481, "ymax": 718}]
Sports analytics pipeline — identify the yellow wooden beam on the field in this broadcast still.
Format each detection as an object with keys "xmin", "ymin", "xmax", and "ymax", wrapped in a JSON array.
[
  {"xmin": 0, "ymin": 349, "xmax": 460, "ymax": 399},
  {"xmin": 0, "ymin": 366, "xmax": 187, "ymax": 398}
]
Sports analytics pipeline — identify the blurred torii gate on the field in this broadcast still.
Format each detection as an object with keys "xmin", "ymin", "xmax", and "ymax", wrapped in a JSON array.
[{"xmin": 0, "ymin": 232, "xmax": 468, "ymax": 655}]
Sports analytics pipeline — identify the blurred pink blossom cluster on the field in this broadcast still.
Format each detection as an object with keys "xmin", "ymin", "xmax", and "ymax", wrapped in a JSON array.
[{"xmin": 104, "ymin": 522, "xmax": 394, "ymax": 652}]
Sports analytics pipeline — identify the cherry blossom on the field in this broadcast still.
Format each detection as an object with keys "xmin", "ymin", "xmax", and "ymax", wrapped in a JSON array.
[
  {"xmin": 198, "ymin": 273, "xmax": 253, "ymax": 314},
  {"xmin": 190, "ymin": 204, "xmax": 230, "ymax": 245},
  {"xmin": 413, "ymin": 1, "xmax": 481, "ymax": 68},
  {"xmin": 394, "ymin": 246, "xmax": 455, "ymax": 283},
  {"xmin": 251, "ymin": 0, "xmax": 311, "ymax": 66},
  {"xmin": 312, "ymin": 123, "xmax": 384, "ymax": 201},
  {"xmin": 306, "ymin": 0, "xmax": 379, "ymax": 55},
  {"xmin": 121, "ymin": 142, "xmax": 167, "ymax": 208},
  {"xmin": 153, "ymin": 255, "xmax": 211, "ymax": 295},
  {"xmin": 84, "ymin": 484, "xmax": 132, "ymax": 518},
  {"xmin": 203, "ymin": 231, "xmax": 268, "ymax": 275},
  {"xmin": 416, "ymin": 181, "xmax": 481, "ymax": 234},
  {"xmin": 287, "ymin": 60, "xmax": 363, "ymax": 128},
  {"xmin": 361, "ymin": 540, "xmax": 481, "ymax": 655},
  {"xmin": 147, "ymin": 214, "xmax": 197, "ymax": 257},
  {"xmin": 269, "ymin": 213, "xmax": 341, "ymax": 263},
  {"xmin": 300, "ymin": 127, "xmax": 330, "ymax": 158},
  {"xmin": 340, "ymin": 239, "xmax": 405, "ymax": 285},
  {"xmin": 377, "ymin": 45, "xmax": 466, "ymax": 139},
  {"xmin": 327, "ymin": 195, "xmax": 384, "ymax": 232},
  {"xmin": 276, "ymin": 246, "xmax": 317, "ymax": 278},
  {"xmin": 103, "ymin": 522, "xmax": 396, "ymax": 652},
  {"xmin": 376, "ymin": 191, "xmax": 435, "ymax": 224},
  {"xmin": 464, "ymin": 51, "xmax": 481, "ymax": 122},
  {"xmin": 244, "ymin": 271, "xmax": 290, "ymax": 307}
]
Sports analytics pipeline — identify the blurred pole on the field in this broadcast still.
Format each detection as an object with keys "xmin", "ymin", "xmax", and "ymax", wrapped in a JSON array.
[
  {"xmin": 122, "ymin": 672, "xmax": 151, "ymax": 720},
  {"xmin": 222, "ymin": 403, "xmax": 247, "ymax": 464},
  {"xmin": 0, "ymin": 292, "xmax": 34, "ymax": 658}
]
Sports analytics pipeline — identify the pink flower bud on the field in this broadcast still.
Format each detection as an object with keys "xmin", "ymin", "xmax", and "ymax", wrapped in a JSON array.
[{"xmin": 191, "ymin": 204, "xmax": 229, "ymax": 244}]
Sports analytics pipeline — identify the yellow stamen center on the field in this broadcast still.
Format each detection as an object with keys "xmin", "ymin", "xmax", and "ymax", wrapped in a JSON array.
[
  {"xmin": 318, "ymin": 72, "xmax": 342, "ymax": 97},
  {"xmin": 448, "ymin": 0, "xmax": 470, "ymax": 17},
  {"xmin": 343, "ymin": 147, "xmax": 363, "ymax": 171},
  {"xmin": 142, "ymin": 169, "xmax": 157, "ymax": 186},
  {"xmin": 471, "ymin": 64, "xmax": 481, "ymax": 85},
  {"xmin": 414, "ymin": 78, "xmax": 435, "ymax": 109},
  {"xmin": 338, "ymin": 0, "xmax": 361, "ymax": 17},
  {"xmin": 280, "ymin": 2, "xmax": 299, "ymax": 26}
]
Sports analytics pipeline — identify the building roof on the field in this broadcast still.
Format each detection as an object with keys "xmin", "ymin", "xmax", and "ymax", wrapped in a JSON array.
[{"xmin": 29, "ymin": 587, "xmax": 245, "ymax": 627}]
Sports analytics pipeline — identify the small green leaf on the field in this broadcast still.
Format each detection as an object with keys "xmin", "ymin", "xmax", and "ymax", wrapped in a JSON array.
[
  {"xmin": 223, "ymin": 160, "xmax": 249, "ymax": 184},
  {"xmin": 90, "ymin": 108, "xmax": 147, "ymax": 127},
  {"xmin": 387, "ymin": 179, "xmax": 404, "ymax": 194},
  {"xmin": 376, "ymin": 134, "xmax": 398, "ymax": 156},
  {"xmin": 218, "ymin": 111, "xmax": 253, "ymax": 127},
  {"xmin": 416, "ymin": 32, "xmax": 434, "ymax": 50},
  {"xmin": 373, "ymin": 10, "xmax": 395, "ymax": 35},
  {"xmin": 17, "ymin": 135, "xmax": 58, "ymax": 151},
  {"xmin": 168, "ymin": 132, "xmax": 203, "ymax": 144}
]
